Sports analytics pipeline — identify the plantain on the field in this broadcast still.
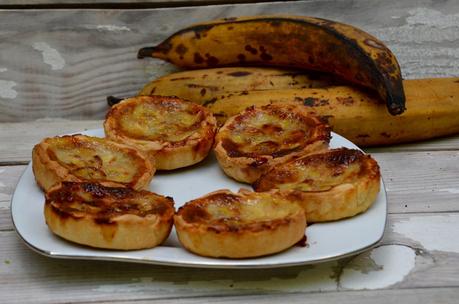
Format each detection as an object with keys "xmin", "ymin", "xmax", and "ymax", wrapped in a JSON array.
[
  {"xmin": 138, "ymin": 15, "xmax": 405, "ymax": 115},
  {"xmin": 207, "ymin": 78, "xmax": 459, "ymax": 147},
  {"xmin": 138, "ymin": 67, "xmax": 341, "ymax": 105}
]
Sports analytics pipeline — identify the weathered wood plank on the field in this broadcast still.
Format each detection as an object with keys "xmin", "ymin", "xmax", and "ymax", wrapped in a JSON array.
[
  {"xmin": 113, "ymin": 288, "xmax": 459, "ymax": 304},
  {"xmin": 1, "ymin": 212, "xmax": 459, "ymax": 303},
  {"xmin": 0, "ymin": 166, "xmax": 24, "ymax": 231},
  {"xmin": 0, "ymin": 0, "xmax": 457, "ymax": 121}
]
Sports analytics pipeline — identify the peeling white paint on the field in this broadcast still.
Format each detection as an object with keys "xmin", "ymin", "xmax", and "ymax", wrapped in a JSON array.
[
  {"xmin": 0, "ymin": 181, "xmax": 5, "ymax": 187},
  {"xmin": 0, "ymin": 80, "xmax": 18, "ymax": 99},
  {"xmin": 0, "ymin": 68, "xmax": 7, "ymax": 73},
  {"xmin": 94, "ymin": 262, "xmax": 339, "ymax": 294},
  {"xmin": 85, "ymin": 24, "xmax": 131, "ymax": 32},
  {"xmin": 190, "ymin": 262, "xmax": 338, "ymax": 292},
  {"xmin": 438, "ymin": 188, "xmax": 459, "ymax": 194},
  {"xmin": 340, "ymin": 245, "xmax": 416, "ymax": 290},
  {"xmin": 32, "ymin": 42, "xmax": 66, "ymax": 70},
  {"xmin": 392, "ymin": 215, "xmax": 459, "ymax": 253}
]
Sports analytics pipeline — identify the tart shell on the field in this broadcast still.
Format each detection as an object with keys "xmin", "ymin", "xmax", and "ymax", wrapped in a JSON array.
[
  {"xmin": 174, "ymin": 189, "xmax": 306, "ymax": 258},
  {"xmin": 44, "ymin": 182, "xmax": 175, "ymax": 250},
  {"xmin": 214, "ymin": 104, "xmax": 330, "ymax": 183},
  {"xmin": 253, "ymin": 148, "xmax": 381, "ymax": 222},
  {"xmin": 104, "ymin": 95, "xmax": 217, "ymax": 170},
  {"xmin": 32, "ymin": 134, "xmax": 154, "ymax": 192}
]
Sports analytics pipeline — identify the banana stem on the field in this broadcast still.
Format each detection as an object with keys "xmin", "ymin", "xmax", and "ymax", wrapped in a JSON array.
[{"xmin": 137, "ymin": 47, "xmax": 157, "ymax": 59}]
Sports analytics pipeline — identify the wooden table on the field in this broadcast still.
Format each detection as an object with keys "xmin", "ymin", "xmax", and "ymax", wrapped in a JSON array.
[{"xmin": 1, "ymin": 0, "xmax": 458, "ymax": 303}]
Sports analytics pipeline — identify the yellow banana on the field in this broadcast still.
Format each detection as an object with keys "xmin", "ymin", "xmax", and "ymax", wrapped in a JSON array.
[
  {"xmin": 207, "ymin": 78, "xmax": 459, "ymax": 147},
  {"xmin": 138, "ymin": 15, "xmax": 405, "ymax": 115},
  {"xmin": 138, "ymin": 67, "xmax": 339, "ymax": 105}
]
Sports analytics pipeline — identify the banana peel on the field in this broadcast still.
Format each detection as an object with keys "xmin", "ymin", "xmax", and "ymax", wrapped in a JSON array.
[{"xmin": 138, "ymin": 15, "xmax": 406, "ymax": 115}]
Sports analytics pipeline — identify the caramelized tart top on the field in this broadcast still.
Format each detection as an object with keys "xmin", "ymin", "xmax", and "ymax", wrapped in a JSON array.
[
  {"xmin": 46, "ymin": 182, "xmax": 175, "ymax": 224},
  {"xmin": 216, "ymin": 104, "xmax": 330, "ymax": 159},
  {"xmin": 176, "ymin": 190, "xmax": 303, "ymax": 233},
  {"xmin": 105, "ymin": 95, "xmax": 215, "ymax": 147},
  {"xmin": 253, "ymin": 148, "xmax": 380, "ymax": 192},
  {"xmin": 43, "ymin": 135, "xmax": 151, "ymax": 187}
]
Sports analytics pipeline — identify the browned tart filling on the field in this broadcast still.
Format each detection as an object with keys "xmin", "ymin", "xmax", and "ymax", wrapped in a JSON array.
[
  {"xmin": 32, "ymin": 134, "xmax": 154, "ymax": 191},
  {"xmin": 254, "ymin": 148, "xmax": 381, "ymax": 222},
  {"xmin": 214, "ymin": 103, "xmax": 330, "ymax": 183},
  {"xmin": 174, "ymin": 189, "xmax": 306, "ymax": 258},
  {"xmin": 45, "ymin": 182, "xmax": 175, "ymax": 250},
  {"xmin": 104, "ymin": 95, "xmax": 217, "ymax": 170}
]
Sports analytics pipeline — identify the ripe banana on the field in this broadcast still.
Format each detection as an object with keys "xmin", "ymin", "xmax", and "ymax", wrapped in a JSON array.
[
  {"xmin": 138, "ymin": 15, "xmax": 405, "ymax": 115},
  {"xmin": 207, "ymin": 78, "xmax": 459, "ymax": 147},
  {"xmin": 138, "ymin": 67, "xmax": 340, "ymax": 105}
]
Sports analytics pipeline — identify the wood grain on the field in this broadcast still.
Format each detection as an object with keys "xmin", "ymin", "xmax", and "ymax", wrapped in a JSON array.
[
  {"xmin": 114, "ymin": 288, "xmax": 459, "ymax": 304},
  {"xmin": 1, "ymin": 212, "xmax": 459, "ymax": 303},
  {"xmin": 0, "ymin": 0, "xmax": 458, "ymax": 121}
]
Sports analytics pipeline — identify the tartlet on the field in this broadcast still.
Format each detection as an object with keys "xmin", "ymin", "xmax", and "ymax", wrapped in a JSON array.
[
  {"xmin": 104, "ymin": 95, "xmax": 217, "ymax": 170},
  {"xmin": 44, "ymin": 182, "xmax": 175, "ymax": 250},
  {"xmin": 253, "ymin": 148, "xmax": 381, "ymax": 222},
  {"xmin": 174, "ymin": 189, "xmax": 306, "ymax": 258},
  {"xmin": 214, "ymin": 104, "xmax": 330, "ymax": 183},
  {"xmin": 32, "ymin": 134, "xmax": 154, "ymax": 191}
]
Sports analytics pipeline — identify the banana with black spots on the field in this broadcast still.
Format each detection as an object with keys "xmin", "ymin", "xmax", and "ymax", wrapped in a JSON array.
[
  {"xmin": 138, "ymin": 15, "xmax": 405, "ymax": 115},
  {"xmin": 207, "ymin": 78, "xmax": 459, "ymax": 147},
  {"xmin": 138, "ymin": 67, "xmax": 340, "ymax": 105}
]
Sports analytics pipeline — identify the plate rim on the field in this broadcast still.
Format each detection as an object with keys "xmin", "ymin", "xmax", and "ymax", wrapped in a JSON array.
[{"xmin": 10, "ymin": 129, "xmax": 387, "ymax": 269}]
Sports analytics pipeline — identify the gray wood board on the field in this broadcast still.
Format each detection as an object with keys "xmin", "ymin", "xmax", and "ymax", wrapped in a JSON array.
[
  {"xmin": 0, "ymin": 0, "xmax": 458, "ymax": 121},
  {"xmin": 2, "ymin": 210, "xmax": 459, "ymax": 303}
]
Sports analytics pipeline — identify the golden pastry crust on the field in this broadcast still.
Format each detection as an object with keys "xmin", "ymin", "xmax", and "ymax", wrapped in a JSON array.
[
  {"xmin": 174, "ymin": 189, "xmax": 306, "ymax": 258},
  {"xmin": 104, "ymin": 95, "xmax": 218, "ymax": 170},
  {"xmin": 214, "ymin": 104, "xmax": 330, "ymax": 183},
  {"xmin": 253, "ymin": 148, "xmax": 381, "ymax": 222},
  {"xmin": 32, "ymin": 134, "xmax": 154, "ymax": 192},
  {"xmin": 44, "ymin": 182, "xmax": 175, "ymax": 250}
]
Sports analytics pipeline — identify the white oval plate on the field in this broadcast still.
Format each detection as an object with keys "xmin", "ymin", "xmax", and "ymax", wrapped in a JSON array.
[{"xmin": 11, "ymin": 129, "xmax": 386, "ymax": 268}]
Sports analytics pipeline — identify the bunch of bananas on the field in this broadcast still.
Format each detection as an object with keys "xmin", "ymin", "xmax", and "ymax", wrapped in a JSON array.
[{"xmin": 135, "ymin": 15, "xmax": 459, "ymax": 146}]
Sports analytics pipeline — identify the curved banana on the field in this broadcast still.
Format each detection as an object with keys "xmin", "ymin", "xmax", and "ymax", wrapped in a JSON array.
[
  {"xmin": 208, "ymin": 78, "xmax": 459, "ymax": 146},
  {"xmin": 138, "ymin": 67, "xmax": 340, "ymax": 105},
  {"xmin": 138, "ymin": 15, "xmax": 405, "ymax": 115}
]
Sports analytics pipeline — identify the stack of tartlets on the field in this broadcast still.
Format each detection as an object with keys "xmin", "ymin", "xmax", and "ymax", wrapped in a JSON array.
[{"xmin": 32, "ymin": 95, "xmax": 380, "ymax": 258}]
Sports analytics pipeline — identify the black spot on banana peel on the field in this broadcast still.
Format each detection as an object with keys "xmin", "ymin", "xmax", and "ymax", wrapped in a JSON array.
[{"xmin": 137, "ymin": 15, "xmax": 406, "ymax": 115}]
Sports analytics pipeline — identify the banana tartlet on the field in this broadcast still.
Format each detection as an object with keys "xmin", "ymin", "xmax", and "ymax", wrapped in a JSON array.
[
  {"xmin": 32, "ymin": 134, "xmax": 154, "ymax": 191},
  {"xmin": 45, "ymin": 182, "xmax": 175, "ymax": 250},
  {"xmin": 104, "ymin": 95, "xmax": 217, "ymax": 170},
  {"xmin": 253, "ymin": 148, "xmax": 381, "ymax": 222},
  {"xmin": 214, "ymin": 104, "xmax": 330, "ymax": 183},
  {"xmin": 174, "ymin": 189, "xmax": 306, "ymax": 258}
]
